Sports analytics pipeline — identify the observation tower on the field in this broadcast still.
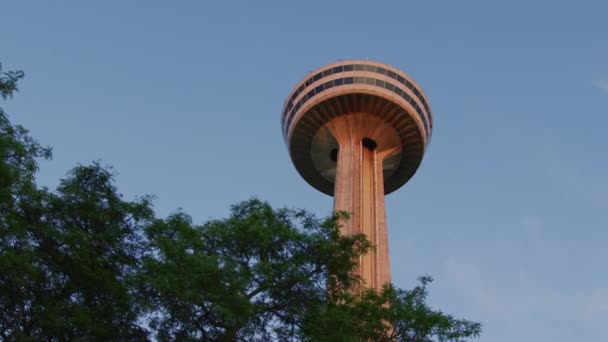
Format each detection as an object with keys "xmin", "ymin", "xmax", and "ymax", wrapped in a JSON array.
[{"xmin": 281, "ymin": 60, "xmax": 433, "ymax": 290}]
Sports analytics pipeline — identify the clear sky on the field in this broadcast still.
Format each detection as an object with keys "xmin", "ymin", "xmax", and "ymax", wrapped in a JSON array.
[{"xmin": 3, "ymin": 1, "xmax": 608, "ymax": 340}]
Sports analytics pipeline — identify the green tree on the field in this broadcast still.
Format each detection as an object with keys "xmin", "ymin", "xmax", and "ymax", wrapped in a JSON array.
[
  {"xmin": 301, "ymin": 276, "xmax": 481, "ymax": 341},
  {"xmin": 0, "ymin": 63, "xmax": 50, "ymax": 340},
  {"xmin": 137, "ymin": 200, "xmax": 372, "ymax": 341},
  {"xmin": 0, "ymin": 63, "xmax": 24, "ymax": 100},
  {"xmin": 137, "ymin": 199, "xmax": 481, "ymax": 341},
  {"xmin": 1, "ymin": 63, "xmax": 481, "ymax": 341},
  {"xmin": 0, "ymin": 65, "xmax": 151, "ymax": 340}
]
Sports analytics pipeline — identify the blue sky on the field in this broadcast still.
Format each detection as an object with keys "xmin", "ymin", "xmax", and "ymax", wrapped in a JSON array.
[{"xmin": 2, "ymin": 1, "xmax": 608, "ymax": 340}]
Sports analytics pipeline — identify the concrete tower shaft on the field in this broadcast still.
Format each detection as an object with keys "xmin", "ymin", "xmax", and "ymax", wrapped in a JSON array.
[{"xmin": 328, "ymin": 114, "xmax": 396, "ymax": 288}]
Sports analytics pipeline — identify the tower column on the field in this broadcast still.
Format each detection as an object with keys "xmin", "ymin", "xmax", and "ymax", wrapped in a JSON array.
[{"xmin": 327, "ymin": 114, "xmax": 392, "ymax": 290}]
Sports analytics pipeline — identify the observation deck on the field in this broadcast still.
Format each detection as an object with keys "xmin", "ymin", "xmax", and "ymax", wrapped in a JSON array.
[{"xmin": 281, "ymin": 60, "xmax": 433, "ymax": 196}]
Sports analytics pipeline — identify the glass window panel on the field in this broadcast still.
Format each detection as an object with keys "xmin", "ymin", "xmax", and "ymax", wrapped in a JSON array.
[
  {"xmin": 365, "ymin": 77, "xmax": 375, "ymax": 85},
  {"xmin": 332, "ymin": 66, "xmax": 343, "ymax": 73},
  {"xmin": 365, "ymin": 65, "xmax": 376, "ymax": 72},
  {"xmin": 334, "ymin": 78, "xmax": 344, "ymax": 86},
  {"xmin": 387, "ymin": 71, "xmax": 397, "ymax": 79},
  {"xmin": 354, "ymin": 64, "xmax": 365, "ymax": 71},
  {"xmin": 315, "ymin": 85, "xmax": 323, "ymax": 93},
  {"xmin": 403, "ymin": 93, "xmax": 410, "ymax": 101},
  {"xmin": 397, "ymin": 75, "xmax": 405, "ymax": 84},
  {"xmin": 385, "ymin": 83, "xmax": 394, "ymax": 91},
  {"xmin": 322, "ymin": 69, "xmax": 332, "ymax": 77},
  {"xmin": 343, "ymin": 65, "xmax": 354, "ymax": 72},
  {"xmin": 375, "ymin": 79, "xmax": 385, "ymax": 87},
  {"xmin": 376, "ymin": 67, "xmax": 386, "ymax": 75},
  {"xmin": 395, "ymin": 87, "xmax": 403, "ymax": 96},
  {"xmin": 406, "ymin": 81, "xmax": 413, "ymax": 90},
  {"xmin": 344, "ymin": 77, "xmax": 354, "ymax": 84},
  {"xmin": 313, "ymin": 73, "xmax": 322, "ymax": 82},
  {"xmin": 413, "ymin": 88, "xmax": 420, "ymax": 96}
]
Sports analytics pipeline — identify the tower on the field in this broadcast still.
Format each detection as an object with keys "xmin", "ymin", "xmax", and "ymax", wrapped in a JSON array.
[{"xmin": 281, "ymin": 60, "xmax": 432, "ymax": 290}]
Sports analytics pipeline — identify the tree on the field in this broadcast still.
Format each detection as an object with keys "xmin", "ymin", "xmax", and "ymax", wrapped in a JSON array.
[
  {"xmin": 0, "ymin": 63, "xmax": 50, "ymax": 340},
  {"xmin": 137, "ymin": 200, "xmax": 481, "ymax": 341},
  {"xmin": 32, "ymin": 163, "xmax": 153, "ymax": 340},
  {"xmin": 0, "ymin": 65, "xmax": 151, "ymax": 340},
  {"xmin": 0, "ymin": 63, "xmax": 24, "ymax": 100},
  {"xmin": 301, "ymin": 277, "xmax": 481, "ymax": 341},
  {"xmin": 136, "ymin": 200, "xmax": 372, "ymax": 341},
  {"xmin": 1, "ymin": 63, "xmax": 481, "ymax": 341}
]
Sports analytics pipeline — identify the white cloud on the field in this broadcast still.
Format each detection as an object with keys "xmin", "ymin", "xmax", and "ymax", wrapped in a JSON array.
[
  {"xmin": 590, "ymin": 79, "xmax": 608, "ymax": 95},
  {"xmin": 544, "ymin": 161, "xmax": 608, "ymax": 211},
  {"xmin": 521, "ymin": 216, "xmax": 542, "ymax": 235},
  {"xmin": 445, "ymin": 257, "xmax": 608, "ymax": 325}
]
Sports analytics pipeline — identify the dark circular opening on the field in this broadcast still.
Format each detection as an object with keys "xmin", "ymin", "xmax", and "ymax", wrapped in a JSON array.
[
  {"xmin": 362, "ymin": 138, "xmax": 377, "ymax": 151},
  {"xmin": 330, "ymin": 148, "xmax": 338, "ymax": 162}
]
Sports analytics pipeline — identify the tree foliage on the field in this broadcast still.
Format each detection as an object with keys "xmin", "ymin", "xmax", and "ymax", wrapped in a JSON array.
[
  {"xmin": 137, "ymin": 201, "xmax": 372, "ymax": 341},
  {"xmin": 0, "ymin": 63, "xmax": 24, "ymax": 100},
  {"xmin": 0, "ymin": 64, "xmax": 481, "ymax": 341},
  {"xmin": 302, "ymin": 277, "xmax": 482, "ymax": 341},
  {"xmin": 1, "ymin": 65, "xmax": 151, "ymax": 340}
]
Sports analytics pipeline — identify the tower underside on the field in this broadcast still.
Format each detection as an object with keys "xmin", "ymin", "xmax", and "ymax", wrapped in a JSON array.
[{"xmin": 288, "ymin": 93, "xmax": 426, "ymax": 196}]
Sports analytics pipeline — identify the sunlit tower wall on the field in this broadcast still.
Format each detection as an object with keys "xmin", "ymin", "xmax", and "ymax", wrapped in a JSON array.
[{"xmin": 281, "ymin": 60, "xmax": 433, "ymax": 290}]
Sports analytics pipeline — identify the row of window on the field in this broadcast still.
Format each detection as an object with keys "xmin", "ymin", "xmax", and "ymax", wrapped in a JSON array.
[
  {"xmin": 283, "ymin": 76, "xmax": 430, "ymax": 141},
  {"xmin": 282, "ymin": 63, "xmax": 432, "ymax": 127}
]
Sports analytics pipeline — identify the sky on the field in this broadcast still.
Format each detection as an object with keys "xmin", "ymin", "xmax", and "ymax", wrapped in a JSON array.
[{"xmin": 2, "ymin": 1, "xmax": 608, "ymax": 340}]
